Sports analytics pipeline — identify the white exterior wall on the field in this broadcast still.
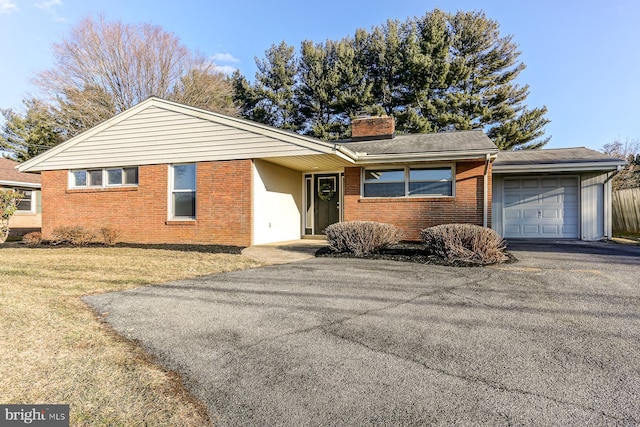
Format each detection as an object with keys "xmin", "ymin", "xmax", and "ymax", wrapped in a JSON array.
[
  {"xmin": 580, "ymin": 172, "xmax": 608, "ymax": 240},
  {"xmin": 252, "ymin": 160, "xmax": 302, "ymax": 245},
  {"xmin": 491, "ymin": 175, "xmax": 504, "ymax": 235}
]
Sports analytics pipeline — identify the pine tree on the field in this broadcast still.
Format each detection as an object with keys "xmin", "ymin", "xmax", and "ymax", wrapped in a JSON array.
[
  {"xmin": 233, "ymin": 9, "xmax": 550, "ymax": 150},
  {"xmin": 440, "ymin": 11, "xmax": 549, "ymax": 149},
  {"xmin": 249, "ymin": 42, "xmax": 302, "ymax": 131},
  {"xmin": 0, "ymin": 99, "xmax": 62, "ymax": 161}
]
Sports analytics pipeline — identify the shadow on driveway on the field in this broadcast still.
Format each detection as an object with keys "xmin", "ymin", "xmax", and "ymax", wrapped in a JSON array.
[{"xmin": 84, "ymin": 243, "xmax": 640, "ymax": 426}]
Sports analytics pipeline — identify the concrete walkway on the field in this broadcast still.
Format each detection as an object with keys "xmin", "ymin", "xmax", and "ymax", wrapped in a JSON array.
[{"xmin": 241, "ymin": 239, "xmax": 327, "ymax": 264}]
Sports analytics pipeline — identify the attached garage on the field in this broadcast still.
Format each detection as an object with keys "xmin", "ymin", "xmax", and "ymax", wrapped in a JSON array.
[
  {"xmin": 492, "ymin": 148, "xmax": 625, "ymax": 241},
  {"xmin": 503, "ymin": 176, "xmax": 579, "ymax": 238}
]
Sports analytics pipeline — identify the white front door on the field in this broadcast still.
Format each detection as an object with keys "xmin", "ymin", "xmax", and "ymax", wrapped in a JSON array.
[{"xmin": 503, "ymin": 176, "xmax": 579, "ymax": 238}]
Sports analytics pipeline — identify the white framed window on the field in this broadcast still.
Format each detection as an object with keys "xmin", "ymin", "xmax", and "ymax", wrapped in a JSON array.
[
  {"xmin": 107, "ymin": 167, "xmax": 138, "ymax": 186},
  {"xmin": 170, "ymin": 163, "xmax": 196, "ymax": 219},
  {"xmin": 70, "ymin": 167, "xmax": 139, "ymax": 188},
  {"xmin": 362, "ymin": 165, "xmax": 454, "ymax": 197},
  {"xmin": 14, "ymin": 188, "xmax": 35, "ymax": 213}
]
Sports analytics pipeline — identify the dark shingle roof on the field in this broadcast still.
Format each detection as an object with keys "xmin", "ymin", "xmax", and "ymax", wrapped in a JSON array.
[
  {"xmin": 493, "ymin": 147, "xmax": 625, "ymax": 166},
  {"xmin": 0, "ymin": 158, "xmax": 42, "ymax": 185},
  {"xmin": 339, "ymin": 130, "xmax": 497, "ymax": 155}
]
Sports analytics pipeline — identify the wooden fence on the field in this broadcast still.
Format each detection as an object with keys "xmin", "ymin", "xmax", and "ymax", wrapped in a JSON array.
[{"xmin": 612, "ymin": 188, "xmax": 640, "ymax": 233}]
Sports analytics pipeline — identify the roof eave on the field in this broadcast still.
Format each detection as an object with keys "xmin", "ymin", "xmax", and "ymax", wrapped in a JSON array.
[
  {"xmin": 352, "ymin": 149, "xmax": 498, "ymax": 164},
  {"xmin": 492, "ymin": 161, "xmax": 626, "ymax": 174},
  {"xmin": 0, "ymin": 180, "xmax": 41, "ymax": 188}
]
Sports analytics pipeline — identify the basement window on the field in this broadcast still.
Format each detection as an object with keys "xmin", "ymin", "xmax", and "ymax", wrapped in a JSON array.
[{"xmin": 363, "ymin": 165, "xmax": 454, "ymax": 197}]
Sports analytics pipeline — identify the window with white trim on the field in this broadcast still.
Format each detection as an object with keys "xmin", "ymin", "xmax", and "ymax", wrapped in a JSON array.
[
  {"xmin": 171, "ymin": 164, "xmax": 196, "ymax": 219},
  {"xmin": 14, "ymin": 188, "xmax": 35, "ymax": 212},
  {"xmin": 363, "ymin": 165, "xmax": 453, "ymax": 197},
  {"xmin": 70, "ymin": 167, "xmax": 138, "ymax": 188}
]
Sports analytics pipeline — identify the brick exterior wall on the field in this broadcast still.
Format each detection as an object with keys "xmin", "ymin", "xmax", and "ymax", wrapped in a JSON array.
[
  {"xmin": 351, "ymin": 116, "xmax": 395, "ymax": 140},
  {"xmin": 40, "ymin": 160, "xmax": 253, "ymax": 246},
  {"xmin": 343, "ymin": 160, "xmax": 492, "ymax": 241}
]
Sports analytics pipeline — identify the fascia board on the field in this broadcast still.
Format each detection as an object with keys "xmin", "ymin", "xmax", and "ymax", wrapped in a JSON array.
[
  {"xmin": 18, "ymin": 98, "xmax": 160, "ymax": 172},
  {"xmin": 492, "ymin": 162, "xmax": 625, "ymax": 174},
  {"xmin": 153, "ymin": 99, "xmax": 337, "ymax": 153},
  {"xmin": 0, "ymin": 180, "xmax": 41, "ymax": 188},
  {"xmin": 353, "ymin": 149, "xmax": 498, "ymax": 164}
]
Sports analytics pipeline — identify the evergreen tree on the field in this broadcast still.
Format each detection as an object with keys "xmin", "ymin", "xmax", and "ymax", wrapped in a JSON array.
[
  {"xmin": 296, "ymin": 40, "xmax": 343, "ymax": 139},
  {"xmin": 395, "ymin": 9, "xmax": 450, "ymax": 133},
  {"xmin": 250, "ymin": 42, "xmax": 302, "ymax": 131},
  {"xmin": 232, "ymin": 9, "xmax": 551, "ymax": 149},
  {"xmin": 441, "ymin": 11, "xmax": 549, "ymax": 149},
  {"xmin": 0, "ymin": 99, "xmax": 63, "ymax": 161}
]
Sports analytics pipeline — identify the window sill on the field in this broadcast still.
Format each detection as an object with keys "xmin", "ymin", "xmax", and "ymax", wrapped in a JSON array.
[
  {"xmin": 66, "ymin": 186, "xmax": 138, "ymax": 194},
  {"xmin": 359, "ymin": 196, "xmax": 454, "ymax": 202},
  {"xmin": 165, "ymin": 220, "xmax": 196, "ymax": 226}
]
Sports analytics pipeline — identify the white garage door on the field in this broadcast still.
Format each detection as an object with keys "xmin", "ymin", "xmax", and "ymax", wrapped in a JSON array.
[{"xmin": 503, "ymin": 177, "xmax": 579, "ymax": 238}]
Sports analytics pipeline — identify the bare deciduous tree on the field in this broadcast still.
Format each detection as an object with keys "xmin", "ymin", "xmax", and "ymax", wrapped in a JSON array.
[
  {"xmin": 602, "ymin": 138, "xmax": 640, "ymax": 190},
  {"xmin": 35, "ymin": 15, "xmax": 235, "ymax": 137}
]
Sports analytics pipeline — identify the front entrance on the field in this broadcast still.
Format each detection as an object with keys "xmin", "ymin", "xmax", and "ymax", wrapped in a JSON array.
[{"xmin": 304, "ymin": 173, "xmax": 341, "ymax": 235}]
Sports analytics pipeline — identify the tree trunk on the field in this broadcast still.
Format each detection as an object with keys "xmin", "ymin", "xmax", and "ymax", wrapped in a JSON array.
[{"xmin": 0, "ymin": 221, "xmax": 9, "ymax": 244}]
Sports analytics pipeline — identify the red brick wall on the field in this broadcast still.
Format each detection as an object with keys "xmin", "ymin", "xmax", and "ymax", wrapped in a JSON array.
[
  {"xmin": 343, "ymin": 160, "xmax": 492, "ymax": 241},
  {"xmin": 351, "ymin": 116, "xmax": 395, "ymax": 139},
  {"xmin": 41, "ymin": 160, "xmax": 253, "ymax": 246}
]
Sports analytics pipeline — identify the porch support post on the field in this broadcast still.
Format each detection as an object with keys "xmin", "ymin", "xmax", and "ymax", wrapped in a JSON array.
[{"xmin": 483, "ymin": 154, "xmax": 490, "ymax": 228}]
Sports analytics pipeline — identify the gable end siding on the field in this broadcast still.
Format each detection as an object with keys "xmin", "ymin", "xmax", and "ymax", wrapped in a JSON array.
[
  {"xmin": 41, "ymin": 159, "xmax": 253, "ymax": 246},
  {"xmin": 33, "ymin": 106, "xmax": 327, "ymax": 170}
]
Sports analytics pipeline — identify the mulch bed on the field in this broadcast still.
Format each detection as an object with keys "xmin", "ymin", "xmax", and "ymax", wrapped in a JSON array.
[{"xmin": 315, "ymin": 242, "xmax": 517, "ymax": 267}]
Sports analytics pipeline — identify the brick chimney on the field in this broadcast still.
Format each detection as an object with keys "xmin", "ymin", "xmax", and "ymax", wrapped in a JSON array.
[{"xmin": 351, "ymin": 115, "xmax": 395, "ymax": 141}]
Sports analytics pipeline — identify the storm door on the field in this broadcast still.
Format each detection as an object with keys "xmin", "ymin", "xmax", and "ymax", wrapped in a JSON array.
[{"xmin": 304, "ymin": 173, "xmax": 341, "ymax": 235}]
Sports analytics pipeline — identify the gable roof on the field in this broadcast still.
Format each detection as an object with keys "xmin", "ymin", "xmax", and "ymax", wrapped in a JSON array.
[
  {"xmin": 18, "ymin": 97, "xmax": 355, "ymax": 173},
  {"xmin": 16, "ymin": 97, "xmax": 500, "ymax": 173},
  {"xmin": 0, "ymin": 158, "xmax": 41, "ymax": 188},
  {"xmin": 493, "ymin": 147, "xmax": 626, "ymax": 173}
]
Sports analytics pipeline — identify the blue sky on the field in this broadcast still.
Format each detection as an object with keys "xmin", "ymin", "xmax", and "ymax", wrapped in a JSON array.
[{"xmin": 0, "ymin": 0, "xmax": 638, "ymax": 150}]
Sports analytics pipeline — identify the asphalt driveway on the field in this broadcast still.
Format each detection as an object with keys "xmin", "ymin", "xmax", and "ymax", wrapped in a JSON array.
[{"xmin": 84, "ymin": 242, "xmax": 640, "ymax": 426}]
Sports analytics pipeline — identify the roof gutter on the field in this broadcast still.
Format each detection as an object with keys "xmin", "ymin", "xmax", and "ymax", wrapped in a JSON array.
[
  {"xmin": 334, "ymin": 144, "xmax": 359, "ymax": 162},
  {"xmin": 350, "ymin": 149, "xmax": 499, "ymax": 165},
  {"xmin": 492, "ymin": 161, "xmax": 625, "ymax": 174},
  {"xmin": 0, "ymin": 180, "xmax": 41, "ymax": 188}
]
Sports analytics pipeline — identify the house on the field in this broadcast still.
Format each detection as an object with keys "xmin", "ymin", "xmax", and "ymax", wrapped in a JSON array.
[
  {"xmin": 17, "ymin": 97, "xmax": 625, "ymax": 246},
  {"xmin": 0, "ymin": 157, "xmax": 42, "ymax": 237}
]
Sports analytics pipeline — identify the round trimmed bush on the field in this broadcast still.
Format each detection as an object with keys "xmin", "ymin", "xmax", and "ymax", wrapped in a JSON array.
[{"xmin": 421, "ymin": 224, "xmax": 508, "ymax": 265}]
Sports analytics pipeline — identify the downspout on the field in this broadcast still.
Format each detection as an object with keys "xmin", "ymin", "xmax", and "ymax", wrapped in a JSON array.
[{"xmin": 483, "ymin": 153, "xmax": 490, "ymax": 228}]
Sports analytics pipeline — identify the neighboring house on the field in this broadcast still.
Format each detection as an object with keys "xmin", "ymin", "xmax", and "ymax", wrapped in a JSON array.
[
  {"xmin": 17, "ymin": 97, "xmax": 625, "ymax": 246},
  {"xmin": 0, "ymin": 157, "xmax": 42, "ymax": 237}
]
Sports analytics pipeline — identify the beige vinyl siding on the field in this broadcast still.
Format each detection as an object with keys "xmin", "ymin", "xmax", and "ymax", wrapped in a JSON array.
[{"xmin": 28, "ymin": 104, "xmax": 334, "ymax": 170}]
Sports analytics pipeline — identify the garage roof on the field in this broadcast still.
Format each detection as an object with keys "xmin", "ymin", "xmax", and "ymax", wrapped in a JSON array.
[{"xmin": 493, "ymin": 147, "xmax": 626, "ymax": 173}]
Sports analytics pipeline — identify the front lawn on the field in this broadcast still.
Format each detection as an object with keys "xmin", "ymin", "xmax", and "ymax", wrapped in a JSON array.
[{"xmin": 0, "ymin": 245, "xmax": 261, "ymax": 425}]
